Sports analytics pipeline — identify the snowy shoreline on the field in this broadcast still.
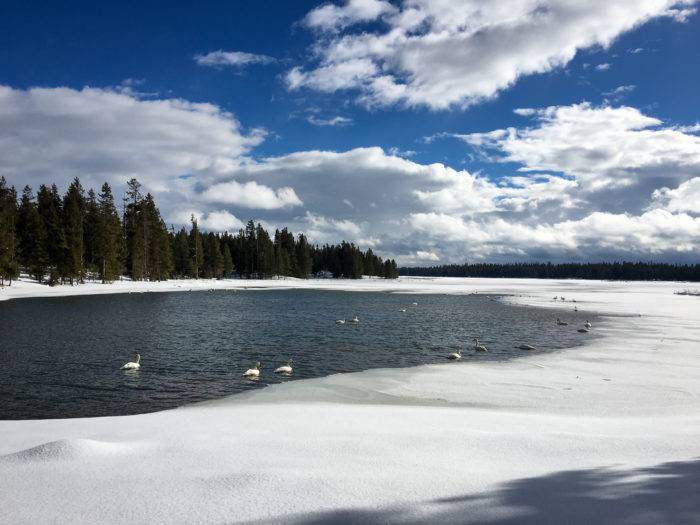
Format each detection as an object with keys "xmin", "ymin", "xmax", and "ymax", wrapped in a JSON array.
[{"xmin": 1, "ymin": 277, "xmax": 699, "ymax": 523}]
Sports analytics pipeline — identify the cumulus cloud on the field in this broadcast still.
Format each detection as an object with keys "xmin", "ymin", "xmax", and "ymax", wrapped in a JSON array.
[
  {"xmin": 288, "ymin": 0, "xmax": 698, "ymax": 109},
  {"xmin": 1, "ymin": 85, "xmax": 697, "ymax": 262},
  {"xmin": 0, "ymin": 85, "xmax": 265, "ymax": 191},
  {"xmin": 454, "ymin": 103, "xmax": 700, "ymax": 201},
  {"xmin": 652, "ymin": 177, "xmax": 700, "ymax": 213},
  {"xmin": 408, "ymin": 210, "xmax": 700, "ymax": 260},
  {"xmin": 194, "ymin": 50, "xmax": 276, "ymax": 68},
  {"xmin": 173, "ymin": 210, "xmax": 245, "ymax": 232},
  {"xmin": 200, "ymin": 180, "xmax": 303, "ymax": 209}
]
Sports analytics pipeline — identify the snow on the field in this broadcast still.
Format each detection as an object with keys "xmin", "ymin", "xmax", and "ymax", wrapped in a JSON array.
[{"xmin": 1, "ymin": 277, "xmax": 699, "ymax": 523}]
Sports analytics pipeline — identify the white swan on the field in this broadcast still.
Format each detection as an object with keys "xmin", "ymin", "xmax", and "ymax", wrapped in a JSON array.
[
  {"xmin": 556, "ymin": 318, "xmax": 568, "ymax": 326},
  {"xmin": 584, "ymin": 320, "xmax": 592, "ymax": 328},
  {"xmin": 447, "ymin": 348, "xmax": 462, "ymax": 360},
  {"xmin": 517, "ymin": 344, "xmax": 536, "ymax": 351},
  {"xmin": 348, "ymin": 316, "xmax": 360, "ymax": 324},
  {"xmin": 412, "ymin": 302, "xmax": 418, "ymax": 306},
  {"xmin": 474, "ymin": 338, "xmax": 487, "ymax": 352},
  {"xmin": 336, "ymin": 319, "xmax": 346, "ymax": 325},
  {"xmin": 399, "ymin": 308, "xmax": 407, "ymax": 313},
  {"xmin": 244, "ymin": 362, "xmax": 261, "ymax": 378},
  {"xmin": 121, "ymin": 353, "xmax": 141, "ymax": 370},
  {"xmin": 274, "ymin": 359, "xmax": 293, "ymax": 374}
]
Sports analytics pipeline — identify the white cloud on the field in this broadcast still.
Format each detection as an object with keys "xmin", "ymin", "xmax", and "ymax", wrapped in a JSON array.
[
  {"xmin": 2, "ymin": 85, "xmax": 697, "ymax": 262},
  {"xmin": 0, "ymin": 85, "xmax": 265, "ymax": 201},
  {"xmin": 307, "ymin": 115, "xmax": 353, "ymax": 126},
  {"xmin": 194, "ymin": 50, "xmax": 276, "ymax": 67},
  {"xmin": 304, "ymin": 0, "xmax": 396, "ymax": 31},
  {"xmin": 455, "ymin": 103, "xmax": 700, "ymax": 195},
  {"xmin": 175, "ymin": 210, "xmax": 245, "ymax": 232},
  {"xmin": 595, "ymin": 63, "xmax": 612, "ymax": 71},
  {"xmin": 408, "ymin": 209, "xmax": 700, "ymax": 260},
  {"xmin": 675, "ymin": 122, "xmax": 700, "ymax": 133},
  {"xmin": 288, "ymin": 0, "xmax": 698, "ymax": 109},
  {"xmin": 388, "ymin": 147, "xmax": 417, "ymax": 157},
  {"xmin": 603, "ymin": 84, "xmax": 636, "ymax": 102},
  {"xmin": 201, "ymin": 180, "xmax": 303, "ymax": 209},
  {"xmin": 652, "ymin": 178, "xmax": 700, "ymax": 213}
]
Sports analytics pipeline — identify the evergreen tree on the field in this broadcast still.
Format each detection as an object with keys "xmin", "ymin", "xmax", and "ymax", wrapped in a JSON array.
[
  {"xmin": 123, "ymin": 178, "xmax": 142, "ymax": 278},
  {"xmin": 189, "ymin": 215, "xmax": 203, "ymax": 278},
  {"xmin": 295, "ymin": 233, "xmax": 312, "ymax": 278},
  {"xmin": 222, "ymin": 242, "xmax": 234, "ymax": 277},
  {"xmin": 83, "ymin": 188, "xmax": 99, "ymax": 278},
  {"xmin": 96, "ymin": 183, "xmax": 124, "ymax": 282},
  {"xmin": 17, "ymin": 186, "xmax": 48, "ymax": 281},
  {"xmin": 0, "ymin": 177, "xmax": 18, "ymax": 285},
  {"xmin": 171, "ymin": 226, "xmax": 190, "ymax": 277},
  {"xmin": 37, "ymin": 184, "xmax": 66, "ymax": 284},
  {"xmin": 62, "ymin": 178, "xmax": 85, "ymax": 284}
]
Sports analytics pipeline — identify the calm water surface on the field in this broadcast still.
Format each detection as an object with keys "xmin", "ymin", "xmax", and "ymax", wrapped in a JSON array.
[{"xmin": 0, "ymin": 289, "xmax": 598, "ymax": 419}]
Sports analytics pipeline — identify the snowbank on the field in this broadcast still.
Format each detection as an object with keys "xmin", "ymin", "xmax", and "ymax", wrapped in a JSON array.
[{"xmin": 1, "ymin": 278, "xmax": 699, "ymax": 523}]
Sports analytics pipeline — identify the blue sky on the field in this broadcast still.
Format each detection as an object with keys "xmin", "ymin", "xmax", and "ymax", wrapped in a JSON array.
[{"xmin": 1, "ymin": 0, "xmax": 699, "ymax": 263}]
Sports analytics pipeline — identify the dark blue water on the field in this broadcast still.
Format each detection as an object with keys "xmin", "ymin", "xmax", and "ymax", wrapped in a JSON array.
[{"xmin": 0, "ymin": 289, "xmax": 598, "ymax": 419}]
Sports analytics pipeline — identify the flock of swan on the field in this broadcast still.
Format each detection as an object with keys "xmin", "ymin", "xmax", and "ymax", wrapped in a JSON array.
[{"xmin": 120, "ymin": 296, "xmax": 594, "ymax": 375}]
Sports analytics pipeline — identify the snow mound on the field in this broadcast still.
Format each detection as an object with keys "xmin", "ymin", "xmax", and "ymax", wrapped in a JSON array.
[{"xmin": 2, "ymin": 438, "xmax": 131, "ymax": 462}]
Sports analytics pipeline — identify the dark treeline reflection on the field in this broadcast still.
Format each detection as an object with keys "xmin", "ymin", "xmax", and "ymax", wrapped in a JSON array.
[
  {"xmin": 0, "ymin": 177, "xmax": 399, "ymax": 285},
  {"xmin": 401, "ymin": 262, "xmax": 700, "ymax": 281}
]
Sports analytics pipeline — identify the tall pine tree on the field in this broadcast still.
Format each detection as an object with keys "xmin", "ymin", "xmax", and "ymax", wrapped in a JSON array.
[{"xmin": 0, "ymin": 177, "xmax": 18, "ymax": 285}]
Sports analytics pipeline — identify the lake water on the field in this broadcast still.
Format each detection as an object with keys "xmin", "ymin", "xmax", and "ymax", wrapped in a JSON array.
[{"xmin": 0, "ymin": 289, "xmax": 598, "ymax": 419}]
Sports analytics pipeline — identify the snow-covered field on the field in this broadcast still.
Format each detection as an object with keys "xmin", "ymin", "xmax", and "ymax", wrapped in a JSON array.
[{"xmin": 1, "ymin": 277, "xmax": 699, "ymax": 524}]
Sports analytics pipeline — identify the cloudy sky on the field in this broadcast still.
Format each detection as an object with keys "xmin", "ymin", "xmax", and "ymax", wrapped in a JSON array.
[{"xmin": 1, "ymin": 0, "xmax": 699, "ymax": 264}]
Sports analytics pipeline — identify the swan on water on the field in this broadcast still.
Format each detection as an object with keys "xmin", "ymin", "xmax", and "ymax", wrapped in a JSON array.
[
  {"xmin": 585, "ymin": 320, "xmax": 592, "ymax": 328},
  {"xmin": 447, "ymin": 348, "xmax": 462, "ymax": 360},
  {"xmin": 399, "ymin": 308, "xmax": 407, "ymax": 312},
  {"xmin": 474, "ymin": 338, "xmax": 488, "ymax": 352},
  {"xmin": 348, "ymin": 316, "xmax": 360, "ymax": 324},
  {"xmin": 274, "ymin": 359, "xmax": 293, "ymax": 374},
  {"xmin": 244, "ymin": 362, "xmax": 261, "ymax": 378},
  {"xmin": 517, "ymin": 344, "xmax": 536, "ymax": 351},
  {"xmin": 336, "ymin": 319, "xmax": 346, "ymax": 325},
  {"xmin": 556, "ymin": 318, "xmax": 568, "ymax": 326},
  {"xmin": 121, "ymin": 353, "xmax": 141, "ymax": 370},
  {"xmin": 412, "ymin": 302, "xmax": 418, "ymax": 306}
]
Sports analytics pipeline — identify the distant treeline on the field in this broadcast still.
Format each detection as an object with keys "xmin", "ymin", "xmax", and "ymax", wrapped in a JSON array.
[
  {"xmin": 400, "ymin": 262, "xmax": 700, "ymax": 281},
  {"xmin": 0, "ymin": 177, "xmax": 399, "ymax": 285}
]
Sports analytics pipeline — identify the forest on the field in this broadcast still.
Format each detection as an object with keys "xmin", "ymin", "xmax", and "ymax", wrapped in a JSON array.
[
  {"xmin": 0, "ymin": 177, "xmax": 399, "ymax": 285},
  {"xmin": 400, "ymin": 262, "xmax": 700, "ymax": 282}
]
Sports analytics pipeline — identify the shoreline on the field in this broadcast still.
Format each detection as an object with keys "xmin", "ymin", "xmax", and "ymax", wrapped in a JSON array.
[{"xmin": 1, "ymin": 277, "xmax": 699, "ymax": 523}]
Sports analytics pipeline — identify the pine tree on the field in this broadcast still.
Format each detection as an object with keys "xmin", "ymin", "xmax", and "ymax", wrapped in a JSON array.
[
  {"xmin": 37, "ymin": 184, "xmax": 66, "ymax": 284},
  {"xmin": 171, "ymin": 227, "xmax": 190, "ymax": 277},
  {"xmin": 189, "ymin": 215, "xmax": 203, "ymax": 278},
  {"xmin": 0, "ymin": 177, "xmax": 18, "ymax": 285},
  {"xmin": 17, "ymin": 186, "xmax": 48, "ymax": 281},
  {"xmin": 222, "ymin": 242, "xmax": 234, "ymax": 277},
  {"xmin": 62, "ymin": 178, "xmax": 85, "ymax": 284},
  {"xmin": 83, "ymin": 188, "xmax": 99, "ymax": 279},
  {"xmin": 295, "ymin": 233, "xmax": 312, "ymax": 278},
  {"xmin": 96, "ymin": 183, "xmax": 124, "ymax": 282}
]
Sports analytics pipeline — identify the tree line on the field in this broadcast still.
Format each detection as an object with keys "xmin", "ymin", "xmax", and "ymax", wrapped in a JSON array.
[
  {"xmin": 0, "ymin": 177, "xmax": 399, "ymax": 285},
  {"xmin": 400, "ymin": 262, "xmax": 700, "ymax": 282}
]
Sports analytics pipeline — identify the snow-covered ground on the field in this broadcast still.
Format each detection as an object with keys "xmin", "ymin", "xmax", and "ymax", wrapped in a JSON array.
[{"xmin": 1, "ymin": 277, "xmax": 699, "ymax": 523}]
